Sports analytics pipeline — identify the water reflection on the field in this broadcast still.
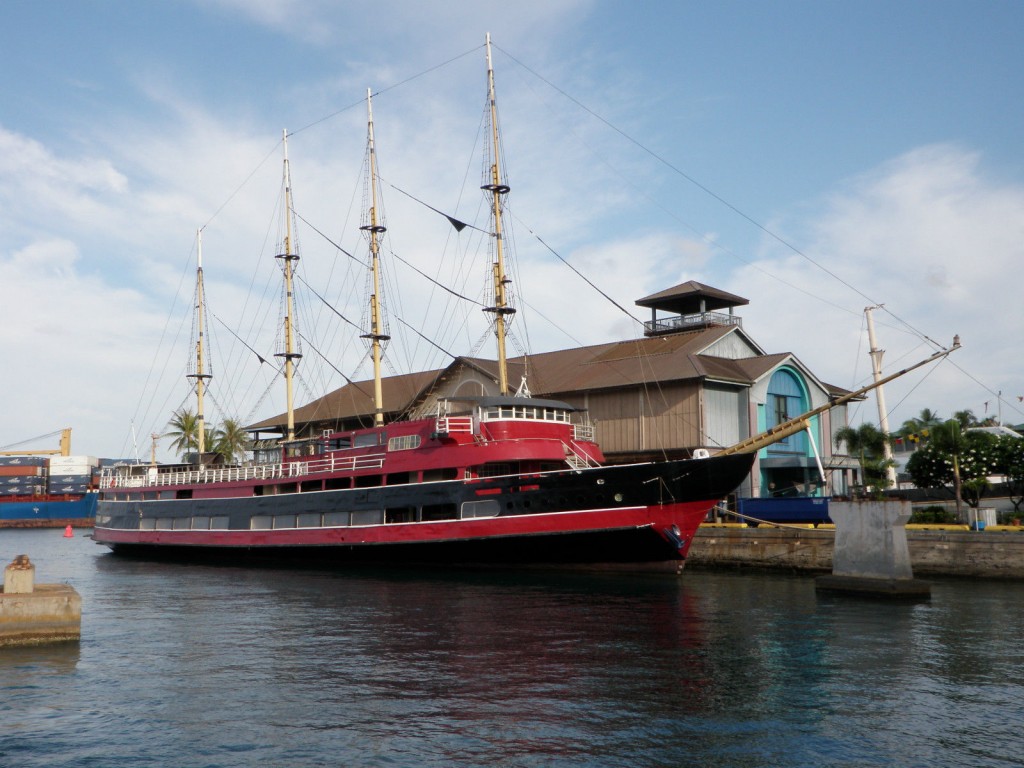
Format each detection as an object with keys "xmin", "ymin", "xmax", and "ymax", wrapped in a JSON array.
[{"xmin": 1, "ymin": 530, "xmax": 1022, "ymax": 767}]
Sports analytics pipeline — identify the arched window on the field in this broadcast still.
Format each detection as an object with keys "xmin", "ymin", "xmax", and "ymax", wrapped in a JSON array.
[{"xmin": 765, "ymin": 368, "xmax": 808, "ymax": 453}]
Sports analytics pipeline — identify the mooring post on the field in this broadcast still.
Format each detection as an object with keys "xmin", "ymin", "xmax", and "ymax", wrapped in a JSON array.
[{"xmin": 817, "ymin": 499, "xmax": 931, "ymax": 597}]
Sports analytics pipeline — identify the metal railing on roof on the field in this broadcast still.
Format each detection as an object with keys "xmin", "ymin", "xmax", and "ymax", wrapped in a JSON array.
[{"xmin": 644, "ymin": 312, "xmax": 742, "ymax": 335}]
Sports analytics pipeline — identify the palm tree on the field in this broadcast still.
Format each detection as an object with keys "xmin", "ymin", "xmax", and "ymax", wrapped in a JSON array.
[
  {"xmin": 953, "ymin": 409, "xmax": 978, "ymax": 429},
  {"xmin": 166, "ymin": 408, "xmax": 200, "ymax": 460},
  {"xmin": 835, "ymin": 422, "xmax": 894, "ymax": 494},
  {"xmin": 898, "ymin": 407, "xmax": 943, "ymax": 443},
  {"xmin": 213, "ymin": 418, "xmax": 251, "ymax": 464}
]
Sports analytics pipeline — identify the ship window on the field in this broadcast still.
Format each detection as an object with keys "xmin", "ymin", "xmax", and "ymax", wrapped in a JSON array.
[
  {"xmin": 210, "ymin": 516, "xmax": 229, "ymax": 529},
  {"xmin": 385, "ymin": 506, "xmax": 415, "ymax": 524},
  {"xmin": 351, "ymin": 509, "xmax": 384, "ymax": 526},
  {"xmin": 300, "ymin": 480, "xmax": 322, "ymax": 493},
  {"xmin": 140, "ymin": 518, "xmax": 156, "ymax": 530},
  {"xmin": 144, "ymin": 492, "xmax": 158, "ymax": 501},
  {"xmin": 423, "ymin": 467, "xmax": 458, "ymax": 482},
  {"xmin": 354, "ymin": 432, "xmax": 384, "ymax": 448},
  {"xmin": 176, "ymin": 489, "xmax": 193, "ymax": 500},
  {"xmin": 461, "ymin": 500, "xmax": 500, "ymax": 518},
  {"xmin": 388, "ymin": 434, "xmax": 421, "ymax": 451},
  {"xmin": 155, "ymin": 518, "xmax": 175, "ymax": 530},
  {"xmin": 331, "ymin": 436, "xmax": 352, "ymax": 450},
  {"xmin": 421, "ymin": 503, "xmax": 457, "ymax": 521},
  {"xmin": 170, "ymin": 516, "xmax": 189, "ymax": 530},
  {"xmin": 387, "ymin": 472, "xmax": 412, "ymax": 485},
  {"xmin": 324, "ymin": 511, "xmax": 348, "ymax": 527},
  {"xmin": 274, "ymin": 515, "xmax": 297, "ymax": 529},
  {"xmin": 159, "ymin": 490, "xmax": 176, "ymax": 500},
  {"xmin": 251, "ymin": 515, "xmax": 273, "ymax": 530},
  {"xmin": 276, "ymin": 482, "xmax": 298, "ymax": 495},
  {"xmin": 297, "ymin": 512, "xmax": 321, "ymax": 528},
  {"xmin": 191, "ymin": 516, "xmax": 211, "ymax": 530},
  {"xmin": 355, "ymin": 474, "xmax": 382, "ymax": 488},
  {"xmin": 254, "ymin": 485, "xmax": 266, "ymax": 496},
  {"xmin": 478, "ymin": 463, "xmax": 513, "ymax": 477},
  {"xmin": 325, "ymin": 477, "xmax": 352, "ymax": 491}
]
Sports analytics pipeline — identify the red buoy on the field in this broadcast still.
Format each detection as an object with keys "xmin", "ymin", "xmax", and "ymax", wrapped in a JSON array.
[{"xmin": 63, "ymin": 525, "xmax": 74, "ymax": 538}]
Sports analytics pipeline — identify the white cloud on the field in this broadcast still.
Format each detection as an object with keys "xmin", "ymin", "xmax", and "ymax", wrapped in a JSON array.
[{"xmin": 727, "ymin": 143, "xmax": 1024, "ymax": 427}]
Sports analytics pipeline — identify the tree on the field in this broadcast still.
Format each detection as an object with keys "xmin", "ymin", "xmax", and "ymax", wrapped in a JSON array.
[
  {"xmin": 898, "ymin": 407, "xmax": 943, "ymax": 443},
  {"xmin": 906, "ymin": 421, "xmax": 999, "ymax": 518},
  {"xmin": 835, "ymin": 423, "xmax": 895, "ymax": 495},
  {"xmin": 953, "ymin": 409, "xmax": 979, "ymax": 429},
  {"xmin": 213, "ymin": 418, "xmax": 252, "ymax": 464},
  {"xmin": 166, "ymin": 408, "xmax": 200, "ymax": 460},
  {"xmin": 995, "ymin": 435, "xmax": 1024, "ymax": 514},
  {"xmin": 166, "ymin": 408, "xmax": 216, "ymax": 462}
]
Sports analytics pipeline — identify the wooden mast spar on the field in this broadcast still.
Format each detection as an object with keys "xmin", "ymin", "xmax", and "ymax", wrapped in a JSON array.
[
  {"xmin": 361, "ymin": 90, "xmax": 390, "ymax": 427},
  {"xmin": 483, "ymin": 33, "xmax": 515, "ymax": 396},
  {"xmin": 276, "ymin": 130, "xmax": 302, "ymax": 445},
  {"xmin": 719, "ymin": 337, "xmax": 962, "ymax": 456},
  {"xmin": 188, "ymin": 228, "xmax": 211, "ymax": 456}
]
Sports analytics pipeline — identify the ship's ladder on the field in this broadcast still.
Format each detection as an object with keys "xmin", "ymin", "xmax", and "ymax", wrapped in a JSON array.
[{"xmin": 563, "ymin": 442, "xmax": 597, "ymax": 470}]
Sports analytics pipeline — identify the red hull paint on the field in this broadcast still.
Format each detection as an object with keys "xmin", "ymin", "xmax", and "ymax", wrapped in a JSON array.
[{"xmin": 94, "ymin": 499, "xmax": 712, "ymax": 555}]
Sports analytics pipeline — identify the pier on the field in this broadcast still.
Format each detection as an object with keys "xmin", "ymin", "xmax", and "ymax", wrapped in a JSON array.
[{"xmin": 690, "ymin": 524, "xmax": 1024, "ymax": 579}]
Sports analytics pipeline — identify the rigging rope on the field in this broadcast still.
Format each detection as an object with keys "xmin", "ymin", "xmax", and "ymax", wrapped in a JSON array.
[{"xmin": 493, "ymin": 43, "xmax": 947, "ymax": 352}]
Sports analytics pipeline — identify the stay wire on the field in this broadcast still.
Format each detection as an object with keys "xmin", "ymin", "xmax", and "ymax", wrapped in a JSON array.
[
  {"xmin": 289, "ymin": 44, "xmax": 484, "ymax": 138},
  {"xmin": 292, "ymin": 207, "xmax": 486, "ymax": 309},
  {"xmin": 494, "ymin": 43, "xmax": 946, "ymax": 351}
]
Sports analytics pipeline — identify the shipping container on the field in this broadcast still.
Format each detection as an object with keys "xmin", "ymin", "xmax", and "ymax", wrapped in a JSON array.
[
  {"xmin": 49, "ymin": 472, "xmax": 92, "ymax": 482},
  {"xmin": 48, "ymin": 455, "xmax": 99, "ymax": 469},
  {"xmin": 0, "ymin": 466, "xmax": 44, "ymax": 477},
  {"xmin": 0, "ymin": 456, "xmax": 49, "ymax": 467},
  {"xmin": 47, "ymin": 485, "xmax": 91, "ymax": 495},
  {"xmin": 0, "ymin": 487, "xmax": 44, "ymax": 496}
]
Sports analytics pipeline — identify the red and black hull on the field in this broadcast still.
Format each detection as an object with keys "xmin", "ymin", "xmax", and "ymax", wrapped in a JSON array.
[{"xmin": 93, "ymin": 453, "xmax": 753, "ymax": 568}]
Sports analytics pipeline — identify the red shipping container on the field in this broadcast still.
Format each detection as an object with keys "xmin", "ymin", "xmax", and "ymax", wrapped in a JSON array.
[{"xmin": 0, "ymin": 466, "xmax": 43, "ymax": 477}]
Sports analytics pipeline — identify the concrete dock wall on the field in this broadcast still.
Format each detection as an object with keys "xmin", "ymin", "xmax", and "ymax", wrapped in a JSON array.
[
  {"xmin": 0, "ymin": 584, "xmax": 82, "ymax": 645},
  {"xmin": 689, "ymin": 527, "xmax": 1024, "ymax": 579}
]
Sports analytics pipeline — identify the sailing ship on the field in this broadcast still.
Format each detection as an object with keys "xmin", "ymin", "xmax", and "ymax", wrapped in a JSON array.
[{"xmin": 92, "ymin": 37, "xmax": 955, "ymax": 567}]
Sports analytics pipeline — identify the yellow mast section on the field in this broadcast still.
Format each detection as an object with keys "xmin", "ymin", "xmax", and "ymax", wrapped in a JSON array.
[
  {"xmin": 360, "ymin": 90, "xmax": 390, "ymax": 427},
  {"xmin": 0, "ymin": 429, "xmax": 72, "ymax": 457},
  {"xmin": 483, "ymin": 33, "xmax": 515, "ymax": 396}
]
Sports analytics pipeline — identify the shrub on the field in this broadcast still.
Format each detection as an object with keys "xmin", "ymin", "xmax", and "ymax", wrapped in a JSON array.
[{"xmin": 910, "ymin": 505, "xmax": 958, "ymax": 524}]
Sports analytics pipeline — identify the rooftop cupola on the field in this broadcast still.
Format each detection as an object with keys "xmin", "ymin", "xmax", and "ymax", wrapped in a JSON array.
[{"xmin": 636, "ymin": 281, "xmax": 748, "ymax": 336}]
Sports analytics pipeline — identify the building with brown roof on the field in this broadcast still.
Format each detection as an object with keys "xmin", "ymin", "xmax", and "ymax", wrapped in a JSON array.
[{"xmin": 248, "ymin": 282, "xmax": 859, "ymax": 502}]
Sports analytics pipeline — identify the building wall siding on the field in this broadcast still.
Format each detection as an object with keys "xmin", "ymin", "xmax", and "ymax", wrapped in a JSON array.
[
  {"xmin": 572, "ymin": 383, "xmax": 702, "ymax": 455},
  {"xmin": 705, "ymin": 384, "xmax": 748, "ymax": 448},
  {"xmin": 703, "ymin": 333, "xmax": 759, "ymax": 360}
]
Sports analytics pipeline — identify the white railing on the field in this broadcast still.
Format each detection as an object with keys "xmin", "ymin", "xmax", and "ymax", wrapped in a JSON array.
[
  {"xmin": 104, "ymin": 452, "xmax": 387, "ymax": 489},
  {"xmin": 436, "ymin": 416, "xmax": 474, "ymax": 434},
  {"xmin": 573, "ymin": 423, "xmax": 595, "ymax": 442}
]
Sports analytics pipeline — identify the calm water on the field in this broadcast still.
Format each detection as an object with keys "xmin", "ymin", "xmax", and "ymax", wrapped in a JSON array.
[{"xmin": 1, "ymin": 529, "xmax": 1022, "ymax": 768}]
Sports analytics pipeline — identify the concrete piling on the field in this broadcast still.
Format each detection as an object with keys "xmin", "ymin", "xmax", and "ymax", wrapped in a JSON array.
[
  {"xmin": 815, "ymin": 500, "xmax": 931, "ymax": 597},
  {"xmin": 0, "ymin": 555, "xmax": 81, "ymax": 646}
]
